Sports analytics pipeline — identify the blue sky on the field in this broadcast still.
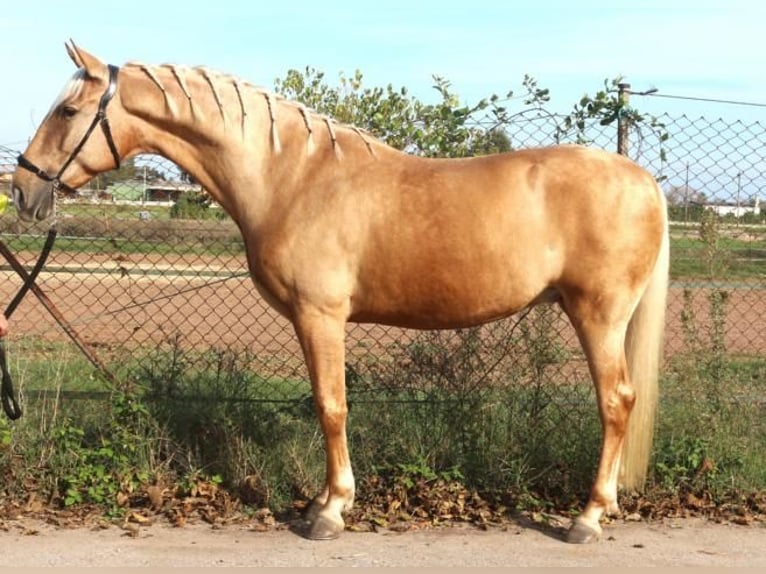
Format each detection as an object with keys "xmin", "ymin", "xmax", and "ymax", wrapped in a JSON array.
[{"xmin": 1, "ymin": 0, "xmax": 762, "ymax": 146}]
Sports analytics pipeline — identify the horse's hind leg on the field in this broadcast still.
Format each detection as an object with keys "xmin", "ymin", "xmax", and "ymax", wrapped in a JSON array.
[
  {"xmin": 562, "ymin": 296, "xmax": 635, "ymax": 544},
  {"xmin": 292, "ymin": 308, "xmax": 355, "ymax": 540}
]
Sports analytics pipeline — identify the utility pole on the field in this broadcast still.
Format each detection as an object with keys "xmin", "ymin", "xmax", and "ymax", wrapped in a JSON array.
[
  {"xmin": 736, "ymin": 171, "xmax": 742, "ymax": 227},
  {"xmin": 684, "ymin": 163, "xmax": 690, "ymax": 223},
  {"xmin": 617, "ymin": 82, "xmax": 631, "ymax": 156}
]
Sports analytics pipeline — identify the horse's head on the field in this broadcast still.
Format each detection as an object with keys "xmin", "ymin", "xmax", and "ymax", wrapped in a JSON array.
[{"xmin": 12, "ymin": 42, "xmax": 123, "ymax": 221}]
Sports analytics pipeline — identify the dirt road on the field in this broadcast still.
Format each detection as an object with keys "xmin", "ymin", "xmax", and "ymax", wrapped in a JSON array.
[{"xmin": 0, "ymin": 516, "xmax": 764, "ymax": 567}]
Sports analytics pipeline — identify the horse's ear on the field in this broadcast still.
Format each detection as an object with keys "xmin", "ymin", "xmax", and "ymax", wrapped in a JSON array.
[
  {"xmin": 65, "ymin": 40, "xmax": 107, "ymax": 78},
  {"xmin": 65, "ymin": 40, "xmax": 83, "ymax": 68}
]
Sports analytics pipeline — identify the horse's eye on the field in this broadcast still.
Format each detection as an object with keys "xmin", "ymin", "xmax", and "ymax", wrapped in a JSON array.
[{"xmin": 60, "ymin": 105, "xmax": 78, "ymax": 119}]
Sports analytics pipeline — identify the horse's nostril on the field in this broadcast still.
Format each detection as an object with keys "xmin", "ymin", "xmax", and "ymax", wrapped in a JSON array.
[
  {"xmin": 11, "ymin": 186, "xmax": 23, "ymax": 209},
  {"xmin": 11, "ymin": 186, "xmax": 38, "ymax": 222}
]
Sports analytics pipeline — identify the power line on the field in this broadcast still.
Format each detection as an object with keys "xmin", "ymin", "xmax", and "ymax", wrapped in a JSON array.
[{"xmin": 641, "ymin": 92, "xmax": 766, "ymax": 109}]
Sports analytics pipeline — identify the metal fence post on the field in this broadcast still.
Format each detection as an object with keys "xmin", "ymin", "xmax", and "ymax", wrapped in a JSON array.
[{"xmin": 617, "ymin": 82, "xmax": 631, "ymax": 156}]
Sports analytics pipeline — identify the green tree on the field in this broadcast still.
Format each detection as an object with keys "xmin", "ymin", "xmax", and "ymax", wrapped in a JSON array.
[
  {"xmin": 274, "ymin": 68, "xmax": 542, "ymax": 158},
  {"xmin": 274, "ymin": 69, "xmax": 664, "ymax": 163}
]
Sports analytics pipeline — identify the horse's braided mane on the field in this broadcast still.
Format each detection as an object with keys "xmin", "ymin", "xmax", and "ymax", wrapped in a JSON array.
[{"xmin": 125, "ymin": 61, "xmax": 376, "ymax": 157}]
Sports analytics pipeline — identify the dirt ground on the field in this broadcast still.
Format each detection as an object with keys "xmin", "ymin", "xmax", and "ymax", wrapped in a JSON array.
[
  {"xmin": 4, "ymin": 250, "xmax": 766, "ymax": 358},
  {"xmin": 0, "ymin": 515, "xmax": 764, "ymax": 567}
]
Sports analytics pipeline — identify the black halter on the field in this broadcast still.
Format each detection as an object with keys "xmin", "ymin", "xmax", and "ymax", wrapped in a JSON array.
[{"xmin": 17, "ymin": 64, "xmax": 122, "ymax": 193}]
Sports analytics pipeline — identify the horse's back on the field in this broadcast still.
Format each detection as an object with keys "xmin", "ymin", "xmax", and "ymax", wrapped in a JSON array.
[{"xmin": 349, "ymin": 145, "xmax": 665, "ymax": 328}]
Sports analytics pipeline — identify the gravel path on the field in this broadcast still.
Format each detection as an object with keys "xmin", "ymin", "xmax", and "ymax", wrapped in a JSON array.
[{"xmin": 1, "ymin": 517, "xmax": 764, "ymax": 567}]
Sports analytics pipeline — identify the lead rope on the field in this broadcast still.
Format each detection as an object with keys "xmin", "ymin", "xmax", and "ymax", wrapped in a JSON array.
[{"xmin": 0, "ymin": 227, "xmax": 58, "ymax": 419}]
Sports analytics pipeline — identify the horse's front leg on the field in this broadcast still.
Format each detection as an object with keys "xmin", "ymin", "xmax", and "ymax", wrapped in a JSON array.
[{"xmin": 293, "ymin": 307, "xmax": 354, "ymax": 539}]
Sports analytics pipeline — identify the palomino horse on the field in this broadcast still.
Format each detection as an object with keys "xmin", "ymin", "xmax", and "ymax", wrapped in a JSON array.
[{"xmin": 12, "ymin": 43, "xmax": 668, "ymax": 544}]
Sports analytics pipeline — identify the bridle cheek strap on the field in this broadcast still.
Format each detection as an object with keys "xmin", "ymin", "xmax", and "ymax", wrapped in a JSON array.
[{"xmin": 16, "ymin": 64, "xmax": 121, "ymax": 192}]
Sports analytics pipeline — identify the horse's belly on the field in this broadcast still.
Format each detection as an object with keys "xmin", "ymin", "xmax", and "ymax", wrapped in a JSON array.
[{"xmin": 350, "ymin": 272, "xmax": 556, "ymax": 329}]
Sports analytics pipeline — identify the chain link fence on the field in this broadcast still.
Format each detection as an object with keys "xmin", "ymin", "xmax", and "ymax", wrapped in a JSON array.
[{"xmin": 1, "ymin": 106, "xmax": 765, "ymax": 415}]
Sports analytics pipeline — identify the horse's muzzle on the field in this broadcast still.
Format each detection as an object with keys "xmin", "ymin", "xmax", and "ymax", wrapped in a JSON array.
[{"xmin": 12, "ymin": 183, "xmax": 53, "ymax": 222}]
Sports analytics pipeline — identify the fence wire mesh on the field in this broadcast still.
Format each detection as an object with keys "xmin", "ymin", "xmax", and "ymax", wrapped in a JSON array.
[{"xmin": 1, "ymin": 108, "xmax": 764, "ymax": 412}]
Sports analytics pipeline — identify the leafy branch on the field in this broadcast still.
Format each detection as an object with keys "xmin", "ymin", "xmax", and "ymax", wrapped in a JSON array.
[{"xmin": 556, "ymin": 77, "xmax": 669, "ymax": 161}]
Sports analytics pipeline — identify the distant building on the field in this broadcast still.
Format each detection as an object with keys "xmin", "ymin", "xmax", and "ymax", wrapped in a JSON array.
[
  {"xmin": 145, "ymin": 183, "xmax": 202, "ymax": 202},
  {"xmin": 93, "ymin": 180, "xmax": 202, "ymax": 203},
  {"xmin": 707, "ymin": 197, "xmax": 760, "ymax": 218}
]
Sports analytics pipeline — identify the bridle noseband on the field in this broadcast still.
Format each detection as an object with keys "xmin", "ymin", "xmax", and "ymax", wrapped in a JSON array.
[{"xmin": 17, "ymin": 64, "xmax": 122, "ymax": 194}]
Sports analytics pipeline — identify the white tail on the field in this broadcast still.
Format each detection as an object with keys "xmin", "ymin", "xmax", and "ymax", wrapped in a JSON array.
[{"xmin": 620, "ymin": 193, "xmax": 670, "ymax": 490}]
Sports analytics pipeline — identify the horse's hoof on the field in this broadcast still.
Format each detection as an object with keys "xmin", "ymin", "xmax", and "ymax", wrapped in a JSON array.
[
  {"xmin": 303, "ymin": 501, "xmax": 322, "ymax": 524},
  {"xmin": 566, "ymin": 519, "xmax": 601, "ymax": 544},
  {"xmin": 305, "ymin": 514, "xmax": 344, "ymax": 540}
]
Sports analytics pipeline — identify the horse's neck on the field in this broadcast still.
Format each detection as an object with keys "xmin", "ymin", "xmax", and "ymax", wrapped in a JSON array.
[
  {"xmin": 119, "ymin": 63, "xmax": 387, "ymax": 221},
  {"xmin": 120, "ymin": 64, "xmax": 276, "ymax": 213}
]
